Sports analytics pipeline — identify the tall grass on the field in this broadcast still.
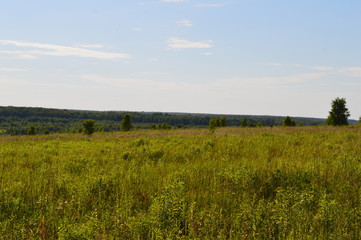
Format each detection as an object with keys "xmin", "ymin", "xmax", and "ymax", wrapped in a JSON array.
[{"xmin": 0, "ymin": 127, "xmax": 361, "ymax": 239}]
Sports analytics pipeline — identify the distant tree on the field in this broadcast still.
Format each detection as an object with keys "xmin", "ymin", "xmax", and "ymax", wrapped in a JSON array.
[
  {"xmin": 241, "ymin": 118, "xmax": 250, "ymax": 127},
  {"xmin": 121, "ymin": 114, "xmax": 133, "ymax": 131},
  {"xmin": 83, "ymin": 119, "xmax": 96, "ymax": 135},
  {"xmin": 209, "ymin": 118, "xmax": 220, "ymax": 132},
  {"xmin": 160, "ymin": 123, "xmax": 172, "ymax": 130},
  {"xmin": 220, "ymin": 117, "xmax": 227, "ymax": 127},
  {"xmin": 326, "ymin": 97, "xmax": 350, "ymax": 126},
  {"xmin": 27, "ymin": 125, "xmax": 37, "ymax": 135},
  {"xmin": 359, "ymin": 117, "xmax": 361, "ymax": 125},
  {"xmin": 282, "ymin": 116, "xmax": 296, "ymax": 127},
  {"xmin": 43, "ymin": 130, "xmax": 50, "ymax": 135},
  {"xmin": 256, "ymin": 122, "xmax": 263, "ymax": 127}
]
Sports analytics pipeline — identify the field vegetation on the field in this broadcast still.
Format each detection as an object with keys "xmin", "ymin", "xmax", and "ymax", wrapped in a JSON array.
[{"xmin": 1, "ymin": 126, "xmax": 361, "ymax": 239}]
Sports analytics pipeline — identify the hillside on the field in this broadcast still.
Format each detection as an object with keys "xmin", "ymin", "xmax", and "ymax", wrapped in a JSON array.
[{"xmin": 0, "ymin": 106, "xmax": 336, "ymax": 135}]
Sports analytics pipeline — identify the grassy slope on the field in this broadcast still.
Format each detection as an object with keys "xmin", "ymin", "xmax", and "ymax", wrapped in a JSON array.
[{"xmin": 1, "ymin": 127, "xmax": 361, "ymax": 239}]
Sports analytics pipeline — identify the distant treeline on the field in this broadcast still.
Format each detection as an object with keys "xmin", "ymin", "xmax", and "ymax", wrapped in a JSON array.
[{"xmin": 0, "ymin": 106, "xmax": 326, "ymax": 135}]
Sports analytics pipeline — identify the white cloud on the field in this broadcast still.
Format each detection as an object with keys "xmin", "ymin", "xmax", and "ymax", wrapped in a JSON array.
[
  {"xmin": 0, "ymin": 77, "xmax": 30, "ymax": 86},
  {"xmin": 73, "ymin": 43, "xmax": 104, "ymax": 49},
  {"xmin": 167, "ymin": 38, "xmax": 214, "ymax": 49},
  {"xmin": 0, "ymin": 40, "xmax": 130, "ymax": 60},
  {"xmin": 132, "ymin": 27, "xmax": 143, "ymax": 31},
  {"xmin": 214, "ymin": 73, "xmax": 325, "ymax": 88},
  {"xmin": 0, "ymin": 50, "xmax": 38, "ymax": 59},
  {"xmin": 337, "ymin": 67, "xmax": 361, "ymax": 78},
  {"xmin": 177, "ymin": 20, "xmax": 193, "ymax": 27},
  {"xmin": 202, "ymin": 52, "xmax": 214, "ymax": 56},
  {"xmin": 0, "ymin": 67, "xmax": 28, "ymax": 72},
  {"xmin": 267, "ymin": 62, "xmax": 283, "ymax": 67},
  {"xmin": 132, "ymin": 72, "xmax": 168, "ymax": 76},
  {"xmin": 311, "ymin": 66, "xmax": 334, "ymax": 71},
  {"xmin": 311, "ymin": 65, "xmax": 361, "ymax": 77},
  {"xmin": 147, "ymin": 58, "xmax": 158, "ymax": 62}
]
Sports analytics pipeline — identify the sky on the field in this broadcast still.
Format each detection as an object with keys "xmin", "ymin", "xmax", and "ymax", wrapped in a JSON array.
[{"xmin": 1, "ymin": 0, "xmax": 361, "ymax": 119}]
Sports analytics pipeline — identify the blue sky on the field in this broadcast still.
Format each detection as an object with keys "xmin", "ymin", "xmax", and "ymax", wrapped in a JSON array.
[{"xmin": 1, "ymin": 0, "xmax": 360, "ymax": 119}]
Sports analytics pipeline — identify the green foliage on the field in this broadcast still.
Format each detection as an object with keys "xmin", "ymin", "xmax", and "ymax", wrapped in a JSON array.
[
  {"xmin": 209, "ymin": 117, "xmax": 226, "ymax": 132},
  {"xmin": 220, "ymin": 117, "xmax": 226, "ymax": 127},
  {"xmin": 151, "ymin": 123, "xmax": 172, "ymax": 130},
  {"xmin": 282, "ymin": 116, "xmax": 296, "ymax": 127},
  {"xmin": 241, "ymin": 118, "xmax": 263, "ymax": 127},
  {"xmin": 1, "ymin": 127, "xmax": 361, "ymax": 238},
  {"xmin": 121, "ymin": 114, "xmax": 133, "ymax": 131},
  {"xmin": 241, "ymin": 117, "xmax": 250, "ymax": 127},
  {"xmin": 209, "ymin": 118, "xmax": 219, "ymax": 132},
  {"xmin": 83, "ymin": 119, "xmax": 96, "ymax": 135},
  {"xmin": 0, "ymin": 106, "xmax": 330, "ymax": 135},
  {"xmin": 27, "ymin": 125, "xmax": 36, "ymax": 135},
  {"xmin": 326, "ymin": 97, "xmax": 350, "ymax": 126}
]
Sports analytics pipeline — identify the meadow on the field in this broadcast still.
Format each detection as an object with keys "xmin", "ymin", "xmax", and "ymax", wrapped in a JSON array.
[{"xmin": 1, "ymin": 126, "xmax": 361, "ymax": 239}]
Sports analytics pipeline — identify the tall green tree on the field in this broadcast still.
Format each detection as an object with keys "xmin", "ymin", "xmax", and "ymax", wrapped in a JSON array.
[
  {"xmin": 121, "ymin": 114, "xmax": 133, "ymax": 131},
  {"xmin": 282, "ymin": 116, "xmax": 296, "ymax": 127},
  {"xmin": 326, "ymin": 97, "xmax": 350, "ymax": 126},
  {"xmin": 83, "ymin": 119, "xmax": 96, "ymax": 135}
]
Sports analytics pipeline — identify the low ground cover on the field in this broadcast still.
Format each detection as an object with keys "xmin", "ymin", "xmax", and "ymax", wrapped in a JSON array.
[{"xmin": 1, "ymin": 127, "xmax": 360, "ymax": 239}]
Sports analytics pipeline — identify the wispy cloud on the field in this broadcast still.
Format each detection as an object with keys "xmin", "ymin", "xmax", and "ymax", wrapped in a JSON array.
[
  {"xmin": 167, "ymin": 38, "xmax": 214, "ymax": 49},
  {"xmin": 0, "ymin": 40, "xmax": 130, "ymax": 60},
  {"xmin": 337, "ymin": 67, "xmax": 361, "ymax": 78},
  {"xmin": 267, "ymin": 62, "xmax": 283, "ymax": 67},
  {"xmin": 73, "ymin": 43, "xmax": 104, "ymax": 49},
  {"xmin": 132, "ymin": 27, "xmax": 143, "ymax": 31},
  {"xmin": 147, "ymin": 58, "xmax": 158, "ymax": 62},
  {"xmin": 177, "ymin": 20, "xmax": 193, "ymax": 27},
  {"xmin": 311, "ymin": 65, "xmax": 361, "ymax": 77},
  {"xmin": 0, "ymin": 50, "xmax": 38, "ymax": 59},
  {"xmin": 214, "ymin": 73, "xmax": 325, "ymax": 88},
  {"xmin": 132, "ymin": 72, "xmax": 168, "ymax": 76},
  {"xmin": 0, "ymin": 67, "xmax": 28, "ymax": 72},
  {"xmin": 202, "ymin": 52, "xmax": 214, "ymax": 56},
  {"xmin": 311, "ymin": 66, "xmax": 333, "ymax": 71}
]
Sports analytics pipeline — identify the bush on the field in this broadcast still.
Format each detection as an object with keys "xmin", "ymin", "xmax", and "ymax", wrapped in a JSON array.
[
  {"xmin": 121, "ymin": 114, "xmax": 132, "ymax": 132},
  {"xmin": 83, "ymin": 119, "xmax": 96, "ymax": 135},
  {"xmin": 27, "ymin": 125, "xmax": 36, "ymax": 135},
  {"xmin": 282, "ymin": 116, "xmax": 296, "ymax": 127}
]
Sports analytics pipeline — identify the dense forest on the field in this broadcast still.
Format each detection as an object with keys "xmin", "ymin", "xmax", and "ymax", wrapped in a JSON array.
[{"xmin": 0, "ymin": 106, "xmax": 331, "ymax": 135}]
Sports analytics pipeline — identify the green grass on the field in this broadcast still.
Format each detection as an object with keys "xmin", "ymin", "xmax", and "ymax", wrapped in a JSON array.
[{"xmin": 1, "ymin": 127, "xmax": 361, "ymax": 239}]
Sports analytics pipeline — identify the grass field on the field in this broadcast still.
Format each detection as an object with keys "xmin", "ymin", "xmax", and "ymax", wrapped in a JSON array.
[{"xmin": 1, "ymin": 126, "xmax": 361, "ymax": 239}]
